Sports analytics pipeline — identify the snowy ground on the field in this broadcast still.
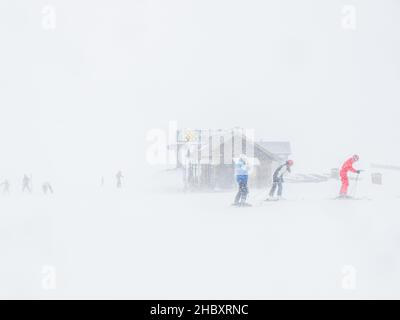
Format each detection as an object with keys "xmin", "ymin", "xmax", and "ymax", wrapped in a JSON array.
[{"xmin": 1, "ymin": 172, "xmax": 400, "ymax": 299}]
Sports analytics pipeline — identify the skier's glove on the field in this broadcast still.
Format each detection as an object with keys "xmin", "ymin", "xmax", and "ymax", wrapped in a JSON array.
[{"xmin": 356, "ymin": 170, "xmax": 361, "ymax": 174}]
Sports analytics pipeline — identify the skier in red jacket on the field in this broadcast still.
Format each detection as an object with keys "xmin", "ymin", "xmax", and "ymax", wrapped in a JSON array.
[{"xmin": 339, "ymin": 155, "xmax": 361, "ymax": 198}]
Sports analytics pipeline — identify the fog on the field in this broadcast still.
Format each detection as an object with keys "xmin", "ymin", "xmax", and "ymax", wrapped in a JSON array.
[
  {"xmin": 1, "ymin": 0, "xmax": 399, "ymax": 176},
  {"xmin": 0, "ymin": 0, "xmax": 400, "ymax": 299}
]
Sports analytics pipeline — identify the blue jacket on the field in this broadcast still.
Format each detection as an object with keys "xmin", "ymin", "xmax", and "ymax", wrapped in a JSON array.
[
  {"xmin": 236, "ymin": 175, "xmax": 248, "ymax": 184},
  {"xmin": 235, "ymin": 159, "xmax": 249, "ymax": 178}
]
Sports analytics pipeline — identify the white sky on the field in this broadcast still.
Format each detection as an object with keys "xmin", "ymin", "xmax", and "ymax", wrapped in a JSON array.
[{"xmin": 0, "ymin": 0, "xmax": 399, "ymax": 180}]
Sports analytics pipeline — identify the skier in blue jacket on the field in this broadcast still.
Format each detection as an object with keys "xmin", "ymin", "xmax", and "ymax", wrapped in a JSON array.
[{"xmin": 233, "ymin": 155, "xmax": 251, "ymax": 207}]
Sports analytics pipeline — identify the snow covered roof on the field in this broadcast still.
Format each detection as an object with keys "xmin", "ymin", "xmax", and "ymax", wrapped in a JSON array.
[
  {"xmin": 185, "ymin": 131, "xmax": 281, "ymax": 164},
  {"xmin": 257, "ymin": 141, "xmax": 291, "ymax": 156}
]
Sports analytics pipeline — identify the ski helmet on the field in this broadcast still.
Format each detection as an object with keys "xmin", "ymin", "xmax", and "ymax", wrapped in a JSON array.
[
  {"xmin": 287, "ymin": 160, "xmax": 294, "ymax": 166},
  {"xmin": 352, "ymin": 154, "xmax": 360, "ymax": 161}
]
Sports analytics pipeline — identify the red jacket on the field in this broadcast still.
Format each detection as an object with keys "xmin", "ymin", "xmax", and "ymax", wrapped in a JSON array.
[{"xmin": 340, "ymin": 158, "xmax": 357, "ymax": 176}]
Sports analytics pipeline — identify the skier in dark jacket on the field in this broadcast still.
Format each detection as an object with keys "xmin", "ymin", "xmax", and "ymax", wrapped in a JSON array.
[
  {"xmin": 267, "ymin": 160, "xmax": 294, "ymax": 200},
  {"xmin": 233, "ymin": 155, "xmax": 251, "ymax": 207},
  {"xmin": 42, "ymin": 182, "xmax": 54, "ymax": 195},
  {"xmin": 116, "ymin": 171, "xmax": 124, "ymax": 188},
  {"xmin": 0, "ymin": 179, "xmax": 10, "ymax": 194},
  {"xmin": 22, "ymin": 174, "xmax": 32, "ymax": 193}
]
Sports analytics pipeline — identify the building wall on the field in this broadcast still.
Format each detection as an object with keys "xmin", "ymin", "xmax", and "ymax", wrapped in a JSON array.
[
  {"xmin": 255, "ymin": 159, "xmax": 273, "ymax": 188},
  {"xmin": 182, "ymin": 136, "xmax": 283, "ymax": 190}
]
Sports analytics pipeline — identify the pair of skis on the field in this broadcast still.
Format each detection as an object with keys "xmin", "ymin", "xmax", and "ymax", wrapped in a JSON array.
[
  {"xmin": 332, "ymin": 195, "xmax": 372, "ymax": 201},
  {"xmin": 231, "ymin": 202, "xmax": 252, "ymax": 207}
]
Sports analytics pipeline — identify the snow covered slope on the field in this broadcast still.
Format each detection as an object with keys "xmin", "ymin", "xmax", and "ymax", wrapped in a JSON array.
[{"xmin": 1, "ymin": 171, "xmax": 400, "ymax": 299}]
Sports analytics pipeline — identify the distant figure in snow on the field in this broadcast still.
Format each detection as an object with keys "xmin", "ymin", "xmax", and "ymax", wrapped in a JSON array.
[
  {"xmin": 22, "ymin": 174, "xmax": 32, "ymax": 193},
  {"xmin": 339, "ymin": 155, "xmax": 361, "ymax": 198},
  {"xmin": 267, "ymin": 160, "xmax": 294, "ymax": 200},
  {"xmin": 42, "ymin": 182, "xmax": 54, "ymax": 195},
  {"xmin": 116, "ymin": 171, "xmax": 123, "ymax": 188},
  {"xmin": 233, "ymin": 155, "xmax": 251, "ymax": 207},
  {"xmin": 101, "ymin": 176, "xmax": 105, "ymax": 187},
  {"xmin": 0, "ymin": 179, "xmax": 10, "ymax": 194}
]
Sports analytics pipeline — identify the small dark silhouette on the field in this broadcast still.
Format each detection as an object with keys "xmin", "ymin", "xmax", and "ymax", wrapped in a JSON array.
[
  {"xmin": 42, "ymin": 182, "xmax": 54, "ymax": 195},
  {"xmin": 22, "ymin": 174, "xmax": 32, "ymax": 193},
  {"xmin": 0, "ymin": 179, "xmax": 10, "ymax": 194},
  {"xmin": 116, "ymin": 171, "xmax": 123, "ymax": 188}
]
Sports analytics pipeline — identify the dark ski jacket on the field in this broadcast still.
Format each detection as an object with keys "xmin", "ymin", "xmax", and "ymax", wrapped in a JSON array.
[{"xmin": 272, "ymin": 163, "xmax": 291, "ymax": 182}]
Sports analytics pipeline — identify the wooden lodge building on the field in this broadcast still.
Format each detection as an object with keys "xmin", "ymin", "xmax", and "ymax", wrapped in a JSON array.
[{"xmin": 175, "ymin": 128, "xmax": 291, "ymax": 190}]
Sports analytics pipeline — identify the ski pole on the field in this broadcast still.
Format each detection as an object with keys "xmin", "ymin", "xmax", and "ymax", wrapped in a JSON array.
[{"xmin": 352, "ymin": 172, "xmax": 360, "ymax": 198}]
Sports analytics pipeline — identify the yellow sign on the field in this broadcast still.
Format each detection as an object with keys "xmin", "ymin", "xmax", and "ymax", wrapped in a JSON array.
[{"xmin": 184, "ymin": 131, "xmax": 197, "ymax": 142}]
